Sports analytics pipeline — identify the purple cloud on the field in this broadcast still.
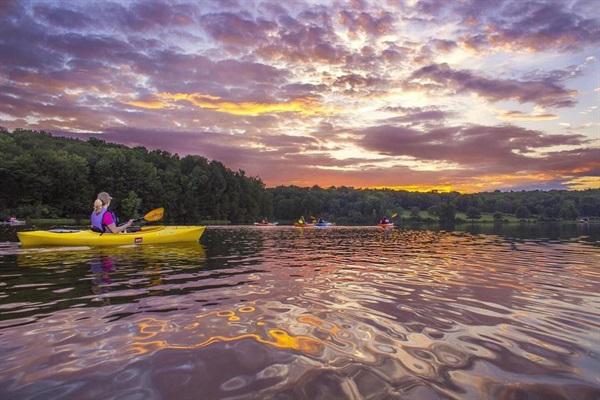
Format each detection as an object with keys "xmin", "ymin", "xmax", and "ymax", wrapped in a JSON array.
[
  {"xmin": 200, "ymin": 12, "xmax": 276, "ymax": 47},
  {"xmin": 360, "ymin": 123, "xmax": 590, "ymax": 173},
  {"xmin": 407, "ymin": 63, "xmax": 577, "ymax": 108},
  {"xmin": 418, "ymin": 0, "xmax": 600, "ymax": 52}
]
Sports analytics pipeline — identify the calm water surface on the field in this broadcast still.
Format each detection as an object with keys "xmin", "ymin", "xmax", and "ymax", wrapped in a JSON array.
[{"xmin": 0, "ymin": 224, "xmax": 598, "ymax": 400}]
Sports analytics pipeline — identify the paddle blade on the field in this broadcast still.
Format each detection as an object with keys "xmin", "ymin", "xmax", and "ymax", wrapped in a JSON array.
[
  {"xmin": 391, "ymin": 213, "xmax": 398, "ymax": 218},
  {"xmin": 143, "ymin": 207, "xmax": 164, "ymax": 222}
]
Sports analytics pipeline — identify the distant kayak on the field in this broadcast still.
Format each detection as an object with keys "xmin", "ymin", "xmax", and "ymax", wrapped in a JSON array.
[
  {"xmin": 378, "ymin": 223, "xmax": 394, "ymax": 228},
  {"xmin": 18, "ymin": 225, "xmax": 206, "ymax": 247},
  {"xmin": 314, "ymin": 222, "xmax": 333, "ymax": 227},
  {"xmin": 1, "ymin": 220, "xmax": 26, "ymax": 226},
  {"xmin": 253, "ymin": 222, "xmax": 279, "ymax": 226}
]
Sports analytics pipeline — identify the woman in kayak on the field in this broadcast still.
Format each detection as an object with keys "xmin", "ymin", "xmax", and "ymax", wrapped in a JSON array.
[{"xmin": 91, "ymin": 192, "xmax": 133, "ymax": 233}]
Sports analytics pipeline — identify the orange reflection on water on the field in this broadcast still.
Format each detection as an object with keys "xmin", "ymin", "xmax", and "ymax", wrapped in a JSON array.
[
  {"xmin": 298, "ymin": 315, "xmax": 341, "ymax": 336},
  {"xmin": 192, "ymin": 306, "xmax": 324, "ymax": 354},
  {"xmin": 267, "ymin": 329, "xmax": 323, "ymax": 353},
  {"xmin": 125, "ymin": 340, "xmax": 168, "ymax": 357},
  {"xmin": 137, "ymin": 318, "xmax": 176, "ymax": 339},
  {"xmin": 297, "ymin": 315, "xmax": 361, "ymax": 355},
  {"xmin": 130, "ymin": 330, "xmax": 323, "ymax": 355},
  {"xmin": 194, "ymin": 330, "xmax": 323, "ymax": 355},
  {"xmin": 196, "ymin": 307, "xmax": 256, "ymax": 322},
  {"xmin": 124, "ymin": 306, "xmax": 324, "ymax": 357}
]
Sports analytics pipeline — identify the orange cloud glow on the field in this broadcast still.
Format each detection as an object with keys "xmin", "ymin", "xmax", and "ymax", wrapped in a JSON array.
[
  {"xmin": 124, "ymin": 92, "xmax": 329, "ymax": 116},
  {"xmin": 494, "ymin": 109, "xmax": 558, "ymax": 121}
]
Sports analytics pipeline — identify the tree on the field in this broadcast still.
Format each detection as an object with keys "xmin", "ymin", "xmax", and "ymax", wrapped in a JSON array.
[
  {"xmin": 515, "ymin": 205, "xmax": 531, "ymax": 220},
  {"xmin": 121, "ymin": 190, "xmax": 142, "ymax": 219},
  {"xmin": 410, "ymin": 207, "xmax": 421, "ymax": 219},
  {"xmin": 466, "ymin": 206, "xmax": 482, "ymax": 221},
  {"xmin": 578, "ymin": 196, "xmax": 598, "ymax": 216},
  {"xmin": 429, "ymin": 202, "xmax": 456, "ymax": 223},
  {"xmin": 559, "ymin": 200, "xmax": 579, "ymax": 220}
]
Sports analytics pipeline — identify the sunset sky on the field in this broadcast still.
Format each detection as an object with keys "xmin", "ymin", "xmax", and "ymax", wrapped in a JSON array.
[{"xmin": 1, "ymin": 0, "xmax": 599, "ymax": 192}]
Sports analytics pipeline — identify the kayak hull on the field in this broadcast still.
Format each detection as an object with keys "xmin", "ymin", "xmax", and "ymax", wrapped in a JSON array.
[
  {"xmin": 378, "ymin": 223, "xmax": 394, "ymax": 228},
  {"xmin": 18, "ymin": 226, "xmax": 206, "ymax": 247},
  {"xmin": 253, "ymin": 222, "xmax": 279, "ymax": 226}
]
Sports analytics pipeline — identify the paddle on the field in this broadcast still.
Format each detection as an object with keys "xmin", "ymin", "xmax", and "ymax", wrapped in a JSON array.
[
  {"xmin": 135, "ymin": 207, "xmax": 164, "ymax": 223},
  {"xmin": 391, "ymin": 213, "xmax": 398, "ymax": 219}
]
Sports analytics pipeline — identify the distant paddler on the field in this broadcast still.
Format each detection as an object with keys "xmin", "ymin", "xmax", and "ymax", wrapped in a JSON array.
[
  {"xmin": 378, "ymin": 213, "xmax": 397, "ymax": 228},
  {"xmin": 313, "ymin": 217, "xmax": 333, "ymax": 226},
  {"xmin": 294, "ymin": 216, "xmax": 313, "ymax": 227}
]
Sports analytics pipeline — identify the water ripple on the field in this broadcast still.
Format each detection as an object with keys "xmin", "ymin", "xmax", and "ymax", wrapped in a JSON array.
[{"xmin": 0, "ymin": 227, "xmax": 599, "ymax": 399}]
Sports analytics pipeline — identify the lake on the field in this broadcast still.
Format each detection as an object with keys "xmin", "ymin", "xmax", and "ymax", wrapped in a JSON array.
[{"xmin": 0, "ymin": 223, "xmax": 598, "ymax": 400}]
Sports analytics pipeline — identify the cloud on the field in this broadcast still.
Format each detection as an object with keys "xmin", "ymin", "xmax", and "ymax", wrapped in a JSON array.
[
  {"xmin": 381, "ymin": 107, "xmax": 451, "ymax": 125},
  {"xmin": 338, "ymin": 10, "xmax": 395, "ymax": 38},
  {"xmin": 407, "ymin": 63, "xmax": 578, "ymax": 108},
  {"xmin": 421, "ymin": 0, "xmax": 600, "ymax": 53},
  {"xmin": 564, "ymin": 176, "xmax": 600, "ymax": 190},
  {"xmin": 359, "ymin": 123, "xmax": 591, "ymax": 173},
  {"xmin": 1, "ymin": 0, "xmax": 598, "ymax": 192},
  {"xmin": 254, "ymin": 21, "xmax": 348, "ymax": 64},
  {"xmin": 124, "ymin": 92, "xmax": 330, "ymax": 116},
  {"xmin": 493, "ymin": 109, "xmax": 558, "ymax": 121},
  {"xmin": 483, "ymin": 1, "xmax": 600, "ymax": 53},
  {"xmin": 200, "ymin": 12, "xmax": 276, "ymax": 47}
]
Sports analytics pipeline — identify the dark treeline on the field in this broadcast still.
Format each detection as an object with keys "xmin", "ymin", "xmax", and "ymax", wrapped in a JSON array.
[
  {"xmin": 270, "ymin": 185, "xmax": 599, "ymax": 224},
  {"xmin": 1, "ymin": 129, "xmax": 271, "ymax": 223},
  {"xmin": 1, "ymin": 129, "xmax": 599, "ymax": 224}
]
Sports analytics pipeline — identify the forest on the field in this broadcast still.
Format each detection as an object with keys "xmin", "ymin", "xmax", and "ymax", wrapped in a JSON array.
[{"xmin": 1, "ymin": 128, "xmax": 599, "ymax": 224}]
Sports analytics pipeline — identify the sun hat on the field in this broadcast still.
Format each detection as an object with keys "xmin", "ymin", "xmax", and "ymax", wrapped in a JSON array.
[{"xmin": 97, "ymin": 192, "xmax": 113, "ymax": 203}]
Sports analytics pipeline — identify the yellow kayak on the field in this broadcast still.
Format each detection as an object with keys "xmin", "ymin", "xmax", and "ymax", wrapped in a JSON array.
[{"xmin": 18, "ymin": 226, "xmax": 206, "ymax": 247}]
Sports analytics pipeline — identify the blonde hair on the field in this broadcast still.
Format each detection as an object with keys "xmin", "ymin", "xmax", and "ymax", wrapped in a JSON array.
[{"xmin": 93, "ymin": 199, "xmax": 104, "ymax": 214}]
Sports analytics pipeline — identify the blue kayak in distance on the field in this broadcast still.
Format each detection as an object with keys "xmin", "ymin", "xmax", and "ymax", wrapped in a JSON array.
[{"xmin": 314, "ymin": 222, "xmax": 333, "ymax": 227}]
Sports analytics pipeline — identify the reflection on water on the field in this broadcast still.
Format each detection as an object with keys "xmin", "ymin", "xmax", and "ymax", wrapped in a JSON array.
[
  {"xmin": 90, "ymin": 254, "xmax": 115, "ymax": 296},
  {"xmin": 0, "ymin": 226, "xmax": 599, "ymax": 399}
]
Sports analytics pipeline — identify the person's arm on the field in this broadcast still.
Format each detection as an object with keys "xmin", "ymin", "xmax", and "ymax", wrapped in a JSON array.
[
  {"xmin": 106, "ymin": 219, "xmax": 134, "ymax": 233},
  {"xmin": 103, "ymin": 212, "xmax": 133, "ymax": 233}
]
